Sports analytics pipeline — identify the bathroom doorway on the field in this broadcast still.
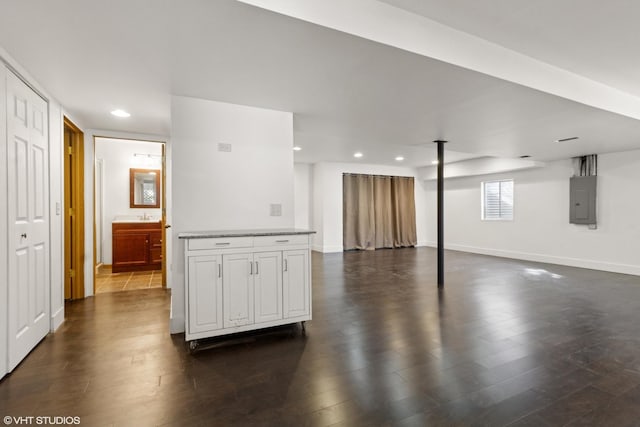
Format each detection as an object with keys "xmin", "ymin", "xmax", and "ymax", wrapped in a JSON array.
[{"xmin": 93, "ymin": 137, "xmax": 167, "ymax": 294}]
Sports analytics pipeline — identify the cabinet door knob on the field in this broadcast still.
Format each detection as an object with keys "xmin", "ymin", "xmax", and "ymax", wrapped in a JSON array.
[
  {"xmin": 284, "ymin": 259, "xmax": 288, "ymax": 272},
  {"xmin": 255, "ymin": 261, "xmax": 259, "ymax": 275},
  {"xmin": 21, "ymin": 233, "xmax": 27, "ymax": 239}
]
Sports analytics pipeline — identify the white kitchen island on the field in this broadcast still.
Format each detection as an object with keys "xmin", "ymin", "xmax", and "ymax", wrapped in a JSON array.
[{"xmin": 178, "ymin": 229, "xmax": 315, "ymax": 350}]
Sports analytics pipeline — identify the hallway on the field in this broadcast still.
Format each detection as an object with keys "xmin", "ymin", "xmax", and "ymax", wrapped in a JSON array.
[{"xmin": 2, "ymin": 248, "xmax": 640, "ymax": 426}]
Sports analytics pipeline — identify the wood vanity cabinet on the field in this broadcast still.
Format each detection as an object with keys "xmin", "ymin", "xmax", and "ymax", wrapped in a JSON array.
[
  {"xmin": 112, "ymin": 222, "xmax": 162, "ymax": 273},
  {"xmin": 180, "ymin": 231, "xmax": 313, "ymax": 344}
]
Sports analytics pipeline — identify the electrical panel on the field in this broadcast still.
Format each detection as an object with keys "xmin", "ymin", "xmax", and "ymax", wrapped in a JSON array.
[{"xmin": 569, "ymin": 176, "xmax": 597, "ymax": 225}]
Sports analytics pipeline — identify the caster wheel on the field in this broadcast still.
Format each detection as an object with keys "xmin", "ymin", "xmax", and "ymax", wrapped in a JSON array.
[{"xmin": 189, "ymin": 341, "xmax": 198, "ymax": 352}]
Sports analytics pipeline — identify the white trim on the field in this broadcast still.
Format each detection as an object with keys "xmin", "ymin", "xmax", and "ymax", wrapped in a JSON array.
[
  {"xmin": 424, "ymin": 242, "xmax": 640, "ymax": 276},
  {"xmin": 0, "ymin": 63, "xmax": 8, "ymax": 379},
  {"xmin": 51, "ymin": 307, "xmax": 65, "ymax": 332},
  {"xmin": 320, "ymin": 245, "xmax": 343, "ymax": 253}
]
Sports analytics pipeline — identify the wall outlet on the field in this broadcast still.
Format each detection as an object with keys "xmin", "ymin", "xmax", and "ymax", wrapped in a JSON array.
[
  {"xmin": 270, "ymin": 204, "xmax": 282, "ymax": 216},
  {"xmin": 217, "ymin": 143, "xmax": 232, "ymax": 152}
]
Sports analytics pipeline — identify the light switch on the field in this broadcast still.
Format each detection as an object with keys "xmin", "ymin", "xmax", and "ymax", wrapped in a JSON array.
[{"xmin": 56, "ymin": 202, "xmax": 61, "ymax": 215}]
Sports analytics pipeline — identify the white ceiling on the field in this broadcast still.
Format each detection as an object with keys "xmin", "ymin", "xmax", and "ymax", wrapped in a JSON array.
[
  {"xmin": 378, "ymin": 0, "xmax": 640, "ymax": 98},
  {"xmin": 1, "ymin": 0, "xmax": 640, "ymax": 167}
]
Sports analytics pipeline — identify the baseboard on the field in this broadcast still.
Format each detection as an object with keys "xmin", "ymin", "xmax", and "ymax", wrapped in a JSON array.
[
  {"xmin": 311, "ymin": 244, "xmax": 343, "ymax": 253},
  {"xmin": 170, "ymin": 316, "xmax": 185, "ymax": 334},
  {"xmin": 51, "ymin": 306, "xmax": 65, "ymax": 332},
  {"xmin": 424, "ymin": 241, "xmax": 640, "ymax": 276}
]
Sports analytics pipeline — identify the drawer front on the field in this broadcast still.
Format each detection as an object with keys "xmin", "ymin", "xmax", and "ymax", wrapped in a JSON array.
[
  {"xmin": 188, "ymin": 236, "xmax": 253, "ymax": 251},
  {"xmin": 150, "ymin": 231, "xmax": 162, "ymax": 247},
  {"xmin": 150, "ymin": 248, "xmax": 162, "ymax": 263},
  {"xmin": 254, "ymin": 235, "xmax": 309, "ymax": 247}
]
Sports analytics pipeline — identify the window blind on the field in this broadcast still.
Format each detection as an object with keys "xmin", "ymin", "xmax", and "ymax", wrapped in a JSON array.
[{"xmin": 482, "ymin": 180, "xmax": 513, "ymax": 220}]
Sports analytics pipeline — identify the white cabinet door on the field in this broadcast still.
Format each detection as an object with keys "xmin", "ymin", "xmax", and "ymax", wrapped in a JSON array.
[
  {"xmin": 283, "ymin": 250, "xmax": 310, "ymax": 319},
  {"xmin": 223, "ymin": 253, "xmax": 254, "ymax": 327},
  {"xmin": 187, "ymin": 255, "xmax": 222, "ymax": 335},
  {"xmin": 6, "ymin": 71, "xmax": 50, "ymax": 371},
  {"xmin": 254, "ymin": 251, "xmax": 282, "ymax": 323}
]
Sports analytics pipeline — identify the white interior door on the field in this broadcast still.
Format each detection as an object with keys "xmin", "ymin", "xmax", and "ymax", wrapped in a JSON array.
[{"xmin": 6, "ymin": 70, "xmax": 50, "ymax": 371}]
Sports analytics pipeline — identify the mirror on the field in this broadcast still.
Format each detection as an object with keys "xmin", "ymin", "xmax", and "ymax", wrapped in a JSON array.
[{"xmin": 130, "ymin": 168, "xmax": 160, "ymax": 208}]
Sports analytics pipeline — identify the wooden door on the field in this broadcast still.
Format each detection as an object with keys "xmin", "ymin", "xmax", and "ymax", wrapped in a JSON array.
[
  {"xmin": 63, "ymin": 118, "xmax": 84, "ymax": 299},
  {"xmin": 6, "ymin": 70, "xmax": 50, "ymax": 371},
  {"xmin": 283, "ymin": 250, "xmax": 310, "ymax": 319},
  {"xmin": 222, "ymin": 253, "xmax": 254, "ymax": 328},
  {"xmin": 187, "ymin": 255, "xmax": 222, "ymax": 335},
  {"xmin": 253, "ymin": 251, "xmax": 283, "ymax": 323}
]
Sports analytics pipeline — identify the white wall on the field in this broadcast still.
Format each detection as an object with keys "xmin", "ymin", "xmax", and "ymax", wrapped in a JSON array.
[
  {"xmin": 94, "ymin": 138, "xmax": 163, "ymax": 264},
  {"xmin": 49, "ymin": 102, "xmax": 64, "ymax": 331},
  {"xmin": 294, "ymin": 163, "xmax": 312, "ymax": 229},
  {"xmin": 311, "ymin": 162, "xmax": 428, "ymax": 253},
  {"xmin": 423, "ymin": 150, "xmax": 640, "ymax": 275},
  {"xmin": 170, "ymin": 95, "xmax": 294, "ymax": 333}
]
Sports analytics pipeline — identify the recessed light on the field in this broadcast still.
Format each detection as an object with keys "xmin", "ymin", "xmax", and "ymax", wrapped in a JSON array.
[
  {"xmin": 354, "ymin": 152, "xmax": 363, "ymax": 158},
  {"xmin": 395, "ymin": 156, "xmax": 404, "ymax": 161},
  {"xmin": 431, "ymin": 160, "xmax": 439, "ymax": 165},
  {"xmin": 556, "ymin": 136, "xmax": 579, "ymax": 143},
  {"xmin": 111, "ymin": 109, "xmax": 130, "ymax": 118},
  {"xmin": 293, "ymin": 146, "xmax": 302, "ymax": 151}
]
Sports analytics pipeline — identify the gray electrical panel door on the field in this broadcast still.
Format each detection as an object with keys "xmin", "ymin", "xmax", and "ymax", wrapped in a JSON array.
[{"xmin": 570, "ymin": 176, "xmax": 597, "ymax": 224}]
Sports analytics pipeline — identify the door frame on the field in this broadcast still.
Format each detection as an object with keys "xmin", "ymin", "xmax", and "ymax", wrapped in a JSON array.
[
  {"xmin": 1, "ymin": 61, "xmax": 9, "ymax": 378},
  {"xmin": 92, "ymin": 136, "xmax": 168, "ymax": 295},
  {"xmin": 64, "ymin": 117, "xmax": 85, "ymax": 299}
]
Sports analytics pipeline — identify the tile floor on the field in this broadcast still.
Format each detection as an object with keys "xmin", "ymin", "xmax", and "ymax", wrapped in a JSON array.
[{"xmin": 95, "ymin": 265, "xmax": 163, "ymax": 294}]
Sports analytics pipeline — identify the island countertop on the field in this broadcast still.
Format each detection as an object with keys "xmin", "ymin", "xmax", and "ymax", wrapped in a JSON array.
[{"xmin": 178, "ymin": 228, "xmax": 316, "ymax": 239}]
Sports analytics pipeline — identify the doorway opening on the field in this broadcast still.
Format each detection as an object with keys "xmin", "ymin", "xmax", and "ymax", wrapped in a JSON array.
[
  {"xmin": 64, "ymin": 117, "xmax": 85, "ymax": 300},
  {"xmin": 93, "ymin": 137, "xmax": 167, "ymax": 294}
]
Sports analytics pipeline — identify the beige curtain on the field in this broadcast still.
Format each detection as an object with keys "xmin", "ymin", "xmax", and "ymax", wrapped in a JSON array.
[
  {"xmin": 391, "ymin": 176, "xmax": 417, "ymax": 247},
  {"xmin": 343, "ymin": 174, "xmax": 417, "ymax": 250},
  {"xmin": 343, "ymin": 174, "xmax": 376, "ymax": 250}
]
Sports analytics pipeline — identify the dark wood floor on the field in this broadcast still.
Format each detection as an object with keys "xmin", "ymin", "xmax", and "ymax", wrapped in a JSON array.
[{"xmin": 3, "ymin": 248, "xmax": 640, "ymax": 426}]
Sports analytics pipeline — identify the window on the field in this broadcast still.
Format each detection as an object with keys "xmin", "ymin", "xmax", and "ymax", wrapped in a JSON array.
[{"xmin": 482, "ymin": 179, "xmax": 513, "ymax": 220}]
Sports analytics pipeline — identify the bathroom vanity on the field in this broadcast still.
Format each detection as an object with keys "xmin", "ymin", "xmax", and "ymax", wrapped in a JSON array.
[
  {"xmin": 179, "ymin": 229, "xmax": 314, "ymax": 349},
  {"xmin": 112, "ymin": 220, "xmax": 162, "ymax": 273}
]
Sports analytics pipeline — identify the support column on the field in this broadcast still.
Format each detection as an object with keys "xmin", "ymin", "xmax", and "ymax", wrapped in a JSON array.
[{"xmin": 433, "ymin": 140, "xmax": 447, "ymax": 288}]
